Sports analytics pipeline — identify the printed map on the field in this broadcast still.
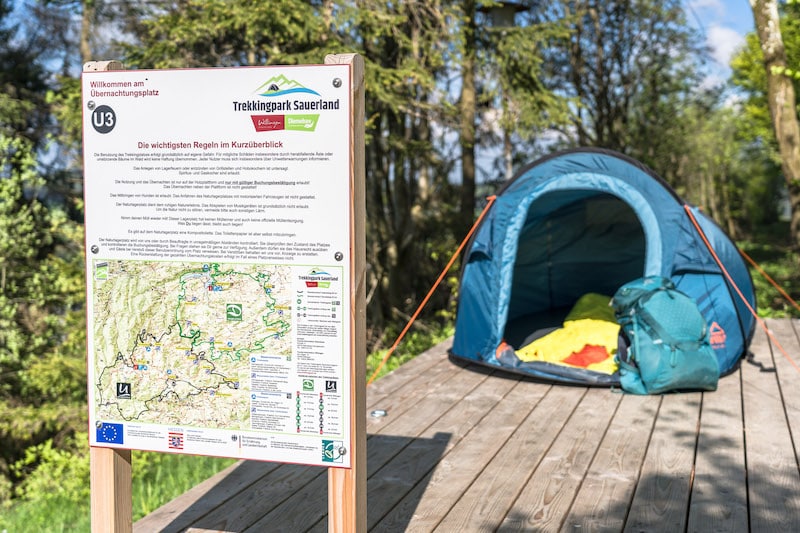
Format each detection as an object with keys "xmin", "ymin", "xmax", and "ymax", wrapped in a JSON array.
[{"xmin": 92, "ymin": 260, "xmax": 292, "ymax": 430}]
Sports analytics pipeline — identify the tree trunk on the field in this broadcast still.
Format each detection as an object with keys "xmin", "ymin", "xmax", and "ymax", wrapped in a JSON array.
[
  {"xmin": 720, "ymin": 171, "xmax": 738, "ymax": 239},
  {"xmin": 459, "ymin": 0, "xmax": 477, "ymax": 231},
  {"xmin": 80, "ymin": 0, "xmax": 96, "ymax": 64},
  {"xmin": 750, "ymin": 0, "xmax": 800, "ymax": 247}
]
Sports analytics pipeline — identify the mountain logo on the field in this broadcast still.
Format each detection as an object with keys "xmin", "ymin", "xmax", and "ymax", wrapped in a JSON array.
[
  {"xmin": 709, "ymin": 321, "xmax": 727, "ymax": 349},
  {"xmin": 255, "ymin": 75, "xmax": 320, "ymax": 97}
]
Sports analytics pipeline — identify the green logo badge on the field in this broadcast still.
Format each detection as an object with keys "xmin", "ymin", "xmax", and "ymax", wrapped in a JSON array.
[
  {"xmin": 285, "ymin": 114, "xmax": 319, "ymax": 131},
  {"xmin": 302, "ymin": 379, "xmax": 314, "ymax": 391},
  {"xmin": 94, "ymin": 261, "xmax": 108, "ymax": 281},
  {"xmin": 322, "ymin": 440, "xmax": 343, "ymax": 463},
  {"xmin": 226, "ymin": 303, "xmax": 242, "ymax": 321}
]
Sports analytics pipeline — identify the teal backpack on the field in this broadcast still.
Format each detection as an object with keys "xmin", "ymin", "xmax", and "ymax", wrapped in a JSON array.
[{"xmin": 611, "ymin": 276, "xmax": 719, "ymax": 395}]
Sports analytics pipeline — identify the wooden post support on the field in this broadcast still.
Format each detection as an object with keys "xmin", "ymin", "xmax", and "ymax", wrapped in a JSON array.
[
  {"xmin": 90, "ymin": 447, "xmax": 133, "ymax": 533},
  {"xmin": 83, "ymin": 60, "xmax": 124, "ymax": 72},
  {"xmin": 85, "ymin": 59, "xmax": 133, "ymax": 533},
  {"xmin": 324, "ymin": 53, "xmax": 367, "ymax": 533}
]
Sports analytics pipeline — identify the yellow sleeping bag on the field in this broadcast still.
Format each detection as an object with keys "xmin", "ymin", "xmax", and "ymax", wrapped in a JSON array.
[{"xmin": 516, "ymin": 293, "xmax": 619, "ymax": 374}]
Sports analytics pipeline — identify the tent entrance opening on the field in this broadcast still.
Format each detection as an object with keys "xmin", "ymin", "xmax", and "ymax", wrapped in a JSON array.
[{"xmin": 503, "ymin": 191, "xmax": 646, "ymax": 349}]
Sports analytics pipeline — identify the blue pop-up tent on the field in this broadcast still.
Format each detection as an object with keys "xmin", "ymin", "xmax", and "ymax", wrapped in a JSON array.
[{"xmin": 450, "ymin": 148, "xmax": 756, "ymax": 385}]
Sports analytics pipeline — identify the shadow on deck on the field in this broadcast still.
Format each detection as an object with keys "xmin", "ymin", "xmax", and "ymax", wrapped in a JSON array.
[{"xmin": 135, "ymin": 318, "xmax": 800, "ymax": 532}]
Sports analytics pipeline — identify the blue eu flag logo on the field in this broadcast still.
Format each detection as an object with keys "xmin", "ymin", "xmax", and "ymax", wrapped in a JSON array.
[{"xmin": 96, "ymin": 422, "xmax": 124, "ymax": 444}]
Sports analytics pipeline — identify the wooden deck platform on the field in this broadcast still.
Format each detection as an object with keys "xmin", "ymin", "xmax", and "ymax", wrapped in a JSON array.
[{"xmin": 135, "ymin": 318, "xmax": 800, "ymax": 532}]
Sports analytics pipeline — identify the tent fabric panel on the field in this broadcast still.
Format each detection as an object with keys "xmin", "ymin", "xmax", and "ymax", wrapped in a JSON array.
[
  {"xmin": 664, "ymin": 206, "xmax": 756, "ymax": 364},
  {"xmin": 450, "ymin": 256, "xmax": 503, "ymax": 364},
  {"xmin": 506, "ymin": 193, "xmax": 593, "ymax": 316},
  {"xmin": 670, "ymin": 218, "xmax": 726, "ymax": 274},
  {"xmin": 501, "ymin": 150, "xmax": 681, "ymax": 205},
  {"xmin": 688, "ymin": 207, "xmax": 757, "ymax": 340},
  {"xmin": 464, "ymin": 212, "xmax": 495, "ymax": 264},
  {"xmin": 497, "ymin": 170, "xmax": 668, "ymax": 273},
  {"xmin": 672, "ymin": 271, "xmax": 747, "ymax": 373}
]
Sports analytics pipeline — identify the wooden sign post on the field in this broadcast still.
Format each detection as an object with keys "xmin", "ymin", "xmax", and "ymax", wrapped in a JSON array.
[
  {"xmin": 89, "ymin": 446, "xmax": 132, "ymax": 532},
  {"xmin": 325, "ymin": 53, "xmax": 366, "ymax": 533},
  {"xmin": 83, "ymin": 54, "xmax": 365, "ymax": 532}
]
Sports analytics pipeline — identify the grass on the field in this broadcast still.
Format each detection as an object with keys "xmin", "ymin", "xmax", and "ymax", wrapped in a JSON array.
[
  {"xmin": 366, "ymin": 323, "xmax": 455, "ymax": 383},
  {"xmin": 0, "ymin": 495, "xmax": 88, "ymax": 533},
  {"xmin": 0, "ymin": 452, "xmax": 236, "ymax": 533},
  {"xmin": 130, "ymin": 452, "xmax": 237, "ymax": 519},
  {"xmin": 739, "ymin": 240, "xmax": 800, "ymax": 318}
]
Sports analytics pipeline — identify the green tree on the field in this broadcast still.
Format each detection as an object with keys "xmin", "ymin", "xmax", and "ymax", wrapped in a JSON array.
[
  {"xmin": 742, "ymin": 0, "xmax": 800, "ymax": 246},
  {"xmin": 539, "ymin": 0, "xmax": 708, "ymax": 177},
  {"xmin": 343, "ymin": 0, "xmax": 459, "ymax": 345},
  {"xmin": 0, "ymin": 134, "xmax": 86, "ymax": 501},
  {"xmin": 0, "ymin": 1, "xmax": 50, "ymax": 147},
  {"xmin": 676, "ymin": 100, "xmax": 782, "ymax": 238},
  {"xmin": 481, "ymin": 9, "xmax": 572, "ymax": 181},
  {"xmin": 0, "ymin": 0, "xmax": 87, "ymax": 502},
  {"xmin": 458, "ymin": 0, "xmax": 478, "ymax": 230},
  {"xmin": 122, "ymin": 0, "xmax": 330, "ymax": 68},
  {"xmin": 528, "ymin": 0, "xmax": 785, "ymax": 239}
]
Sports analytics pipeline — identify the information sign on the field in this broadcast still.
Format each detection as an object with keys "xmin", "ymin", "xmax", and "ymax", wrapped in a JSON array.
[{"xmin": 83, "ymin": 65, "xmax": 353, "ymax": 467}]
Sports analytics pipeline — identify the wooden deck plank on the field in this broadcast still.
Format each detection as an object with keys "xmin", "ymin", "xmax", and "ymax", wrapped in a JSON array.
[
  {"xmin": 133, "ymin": 460, "xmax": 279, "ymax": 533},
  {"xmin": 561, "ymin": 393, "xmax": 661, "ymax": 532},
  {"xmin": 240, "ymin": 468, "xmax": 328, "ymax": 533},
  {"xmin": 365, "ymin": 361, "xmax": 493, "ymax": 467},
  {"xmin": 364, "ymin": 363, "xmax": 491, "ymax": 456},
  {"xmin": 365, "ymin": 356, "xmax": 462, "ymax": 427},
  {"xmin": 373, "ymin": 378, "xmax": 549, "ymax": 532},
  {"xmin": 686, "ymin": 365, "xmax": 748, "ymax": 533},
  {"xmin": 434, "ymin": 384, "xmax": 584, "ymax": 532},
  {"xmin": 623, "ymin": 392, "xmax": 701, "ymax": 532},
  {"xmin": 178, "ymin": 462, "xmax": 323, "ymax": 532},
  {"xmin": 365, "ymin": 370, "xmax": 522, "ymax": 529},
  {"xmin": 365, "ymin": 341, "xmax": 453, "ymax": 407},
  {"xmin": 742, "ymin": 322, "xmax": 800, "ymax": 532},
  {"xmin": 135, "ymin": 320, "xmax": 800, "ymax": 533},
  {"xmin": 764, "ymin": 318, "xmax": 800, "ymax": 465},
  {"xmin": 499, "ymin": 387, "xmax": 623, "ymax": 531},
  {"xmin": 239, "ymin": 361, "xmax": 494, "ymax": 532}
]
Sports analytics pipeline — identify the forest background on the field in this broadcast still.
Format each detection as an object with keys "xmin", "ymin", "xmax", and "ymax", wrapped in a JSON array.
[{"xmin": 1, "ymin": 0, "xmax": 799, "ymax": 529}]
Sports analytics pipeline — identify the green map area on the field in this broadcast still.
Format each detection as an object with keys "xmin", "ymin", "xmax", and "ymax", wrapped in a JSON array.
[{"xmin": 92, "ymin": 260, "xmax": 292, "ymax": 429}]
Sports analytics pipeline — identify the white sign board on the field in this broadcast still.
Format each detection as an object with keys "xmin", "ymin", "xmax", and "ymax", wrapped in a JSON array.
[{"xmin": 83, "ymin": 65, "xmax": 353, "ymax": 467}]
